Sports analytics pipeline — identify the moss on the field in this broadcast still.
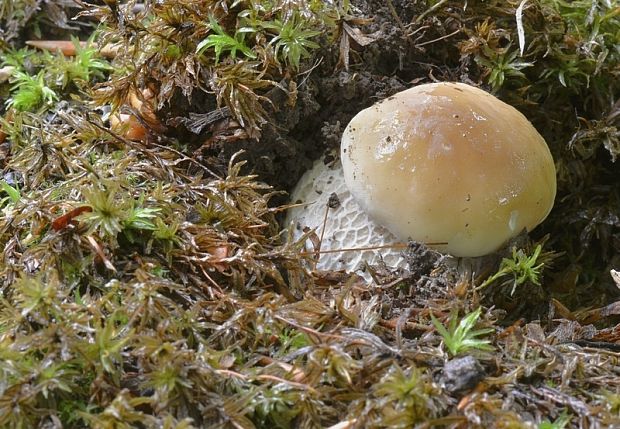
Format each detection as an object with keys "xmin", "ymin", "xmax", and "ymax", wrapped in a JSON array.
[{"xmin": 0, "ymin": 0, "xmax": 619, "ymax": 427}]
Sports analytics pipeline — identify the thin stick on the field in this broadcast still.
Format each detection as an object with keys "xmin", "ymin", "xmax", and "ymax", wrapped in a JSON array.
[
  {"xmin": 414, "ymin": 0, "xmax": 449, "ymax": 24},
  {"xmin": 148, "ymin": 141, "xmax": 223, "ymax": 179},
  {"xmin": 416, "ymin": 29, "xmax": 461, "ymax": 47},
  {"xmin": 256, "ymin": 374, "xmax": 318, "ymax": 394},
  {"xmin": 87, "ymin": 117, "xmax": 222, "ymax": 179},
  {"xmin": 386, "ymin": 0, "xmax": 407, "ymax": 32},
  {"xmin": 315, "ymin": 203, "xmax": 331, "ymax": 267},
  {"xmin": 274, "ymin": 315, "xmax": 346, "ymax": 341},
  {"xmin": 215, "ymin": 369, "xmax": 247, "ymax": 380},
  {"xmin": 299, "ymin": 241, "xmax": 448, "ymax": 256}
]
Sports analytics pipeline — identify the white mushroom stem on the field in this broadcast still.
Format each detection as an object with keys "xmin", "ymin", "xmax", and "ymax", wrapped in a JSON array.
[{"xmin": 286, "ymin": 157, "xmax": 407, "ymax": 274}]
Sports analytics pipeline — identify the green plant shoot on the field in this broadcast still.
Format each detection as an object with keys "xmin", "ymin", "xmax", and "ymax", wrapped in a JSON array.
[
  {"xmin": 262, "ymin": 13, "xmax": 321, "ymax": 70},
  {"xmin": 197, "ymin": 16, "xmax": 257, "ymax": 64},
  {"xmin": 478, "ymin": 245, "xmax": 544, "ymax": 294},
  {"xmin": 431, "ymin": 307, "xmax": 494, "ymax": 356},
  {"xmin": 6, "ymin": 70, "xmax": 58, "ymax": 111}
]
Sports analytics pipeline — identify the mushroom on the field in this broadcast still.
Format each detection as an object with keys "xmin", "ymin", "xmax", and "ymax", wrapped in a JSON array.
[
  {"xmin": 109, "ymin": 88, "xmax": 163, "ymax": 141},
  {"xmin": 287, "ymin": 82, "xmax": 556, "ymax": 273},
  {"xmin": 340, "ymin": 82, "xmax": 556, "ymax": 257},
  {"xmin": 110, "ymin": 113, "xmax": 148, "ymax": 141}
]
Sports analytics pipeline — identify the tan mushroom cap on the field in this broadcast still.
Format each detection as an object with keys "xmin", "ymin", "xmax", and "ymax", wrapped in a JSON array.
[{"xmin": 340, "ymin": 82, "xmax": 556, "ymax": 257}]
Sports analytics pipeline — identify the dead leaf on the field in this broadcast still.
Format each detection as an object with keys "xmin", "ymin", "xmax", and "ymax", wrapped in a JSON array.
[
  {"xmin": 343, "ymin": 22, "xmax": 380, "ymax": 47},
  {"xmin": 578, "ymin": 301, "xmax": 620, "ymax": 325},
  {"xmin": 51, "ymin": 206, "xmax": 93, "ymax": 231},
  {"xmin": 0, "ymin": 66, "xmax": 15, "ymax": 83},
  {"xmin": 207, "ymin": 244, "xmax": 229, "ymax": 273},
  {"xmin": 110, "ymin": 113, "xmax": 148, "ymax": 141}
]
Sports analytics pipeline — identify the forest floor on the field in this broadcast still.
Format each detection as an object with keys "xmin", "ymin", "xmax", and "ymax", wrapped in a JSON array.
[{"xmin": 0, "ymin": 0, "xmax": 619, "ymax": 428}]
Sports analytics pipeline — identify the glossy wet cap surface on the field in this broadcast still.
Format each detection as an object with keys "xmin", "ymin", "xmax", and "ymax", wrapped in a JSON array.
[{"xmin": 341, "ymin": 82, "xmax": 557, "ymax": 257}]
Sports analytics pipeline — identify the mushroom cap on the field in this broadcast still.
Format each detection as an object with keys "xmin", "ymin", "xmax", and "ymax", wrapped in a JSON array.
[{"xmin": 340, "ymin": 82, "xmax": 556, "ymax": 257}]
